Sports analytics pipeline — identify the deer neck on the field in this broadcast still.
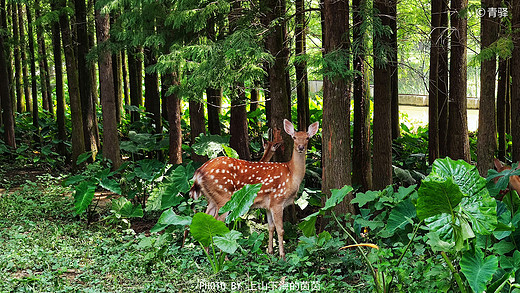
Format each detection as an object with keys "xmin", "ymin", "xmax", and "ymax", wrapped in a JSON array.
[{"xmin": 287, "ymin": 149, "xmax": 307, "ymax": 186}]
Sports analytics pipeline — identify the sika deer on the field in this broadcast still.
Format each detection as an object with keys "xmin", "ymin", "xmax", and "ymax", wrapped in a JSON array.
[
  {"xmin": 190, "ymin": 119, "xmax": 319, "ymax": 259},
  {"xmin": 259, "ymin": 128, "xmax": 283, "ymax": 162}
]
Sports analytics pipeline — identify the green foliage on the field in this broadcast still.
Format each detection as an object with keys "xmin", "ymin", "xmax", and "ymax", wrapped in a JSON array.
[
  {"xmin": 192, "ymin": 133, "xmax": 238, "ymax": 159},
  {"xmin": 460, "ymin": 248, "xmax": 498, "ymax": 293},
  {"xmin": 219, "ymin": 183, "xmax": 261, "ymax": 224}
]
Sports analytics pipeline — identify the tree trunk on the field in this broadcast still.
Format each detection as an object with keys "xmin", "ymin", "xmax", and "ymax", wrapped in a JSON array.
[
  {"xmin": 12, "ymin": 5, "xmax": 22, "ymax": 113},
  {"xmin": 438, "ymin": 0, "xmax": 449, "ymax": 158},
  {"xmin": 428, "ymin": 0, "xmax": 442, "ymax": 164},
  {"xmin": 373, "ymin": 0, "xmax": 393, "ymax": 189},
  {"xmin": 26, "ymin": 4, "xmax": 40, "ymax": 143},
  {"xmin": 352, "ymin": 0, "xmax": 372, "ymax": 191},
  {"xmin": 497, "ymin": 58, "xmax": 508, "ymax": 161},
  {"xmin": 51, "ymin": 1, "xmax": 67, "ymax": 156},
  {"xmin": 206, "ymin": 88, "xmax": 222, "ymax": 135},
  {"xmin": 477, "ymin": 0, "xmax": 499, "ymax": 175},
  {"xmin": 18, "ymin": 4, "xmax": 31, "ymax": 114},
  {"xmin": 128, "ymin": 48, "xmax": 143, "ymax": 123},
  {"xmin": 144, "ymin": 48, "xmax": 161, "ymax": 134},
  {"xmin": 96, "ymin": 5, "xmax": 122, "ymax": 169},
  {"xmin": 112, "ymin": 51, "xmax": 122, "ymax": 124},
  {"xmin": 0, "ymin": 26, "xmax": 16, "ymax": 148},
  {"xmin": 230, "ymin": 86, "xmax": 251, "ymax": 160},
  {"xmin": 447, "ymin": 0, "xmax": 470, "ymax": 162},
  {"xmin": 35, "ymin": 0, "xmax": 49, "ymax": 116},
  {"xmin": 263, "ymin": 0, "xmax": 291, "ymax": 162},
  {"xmin": 163, "ymin": 73, "xmax": 182, "ymax": 164},
  {"xmin": 122, "ymin": 51, "xmax": 130, "ymax": 116},
  {"xmin": 321, "ymin": 0, "xmax": 353, "ymax": 215},
  {"xmin": 389, "ymin": 1, "xmax": 399, "ymax": 139},
  {"xmin": 295, "ymin": 0, "xmax": 310, "ymax": 130},
  {"xmin": 512, "ymin": 1, "xmax": 520, "ymax": 162},
  {"xmin": 190, "ymin": 99, "xmax": 207, "ymax": 162},
  {"xmin": 75, "ymin": 0, "xmax": 98, "ymax": 157},
  {"xmin": 59, "ymin": 0, "xmax": 86, "ymax": 166}
]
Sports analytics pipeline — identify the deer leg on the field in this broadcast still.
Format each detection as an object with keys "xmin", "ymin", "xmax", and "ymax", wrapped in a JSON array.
[
  {"xmin": 271, "ymin": 206, "xmax": 285, "ymax": 259},
  {"xmin": 266, "ymin": 210, "xmax": 275, "ymax": 254}
]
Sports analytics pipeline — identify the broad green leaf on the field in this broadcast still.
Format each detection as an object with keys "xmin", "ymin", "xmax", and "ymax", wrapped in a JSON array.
[
  {"xmin": 460, "ymin": 193, "xmax": 497, "ymax": 235},
  {"xmin": 170, "ymin": 163, "xmax": 195, "ymax": 194},
  {"xmin": 100, "ymin": 178, "xmax": 122, "ymax": 195},
  {"xmin": 219, "ymin": 184, "xmax": 262, "ymax": 224},
  {"xmin": 190, "ymin": 212, "xmax": 230, "ymax": 247},
  {"xmin": 111, "ymin": 197, "xmax": 143, "ymax": 218},
  {"xmin": 214, "ymin": 230, "xmax": 242, "ymax": 254},
  {"xmin": 192, "ymin": 133, "xmax": 232, "ymax": 159},
  {"xmin": 395, "ymin": 185, "xmax": 417, "ymax": 201},
  {"xmin": 222, "ymin": 145, "xmax": 239, "ymax": 159},
  {"xmin": 63, "ymin": 175, "xmax": 87, "ymax": 187},
  {"xmin": 417, "ymin": 176, "xmax": 463, "ymax": 220},
  {"xmin": 425, "ymin": 231, "xmax": 455, "ymax": 252},
  {"xmin": 151, "ymin": 208, "xmax": 192, "ymax": 233},
  {"xmin": 76, "ymin": 151, "xmax": 92, "ymax": 165},
  {"xmin": 432, "ymin": 158, "xmax": 485, "ymax": 198},
  {"xmin": 386, "ymin": 199, "xmax": 416, "ymax": 234},
  {"xmin": 322, "ymin": 185, "xmax": 353, "ymax": 211},
  {"xmin": 350, "ymin": 190, "xmax": 378, "ymax": 207},
  {"xmin": 135, "ymin": 159, "xmax": 165, "ymax": 182},
  {"xmin": 460, "ymin": 248, "xmax": 498, "ymax": 293},
  {"xmin": 492, "ymin": 240, "xmax": 516, "ymax": 255},
  {"xmin": 73, "ymin": 181, "xmax": 96, "ymax": 215},
  {"xmin": 299, "ymin": 212, "xmax": 318, "ymax": 237}
]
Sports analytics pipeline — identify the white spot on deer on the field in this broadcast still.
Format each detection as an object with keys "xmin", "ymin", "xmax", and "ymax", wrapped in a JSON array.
[
  {"xmin": 218, "ymin": 184, "xmax": 223, "ymax": 189},
  {"xmin": 209, "ymin": 175, "xmax": 215, "ymax": 179}
]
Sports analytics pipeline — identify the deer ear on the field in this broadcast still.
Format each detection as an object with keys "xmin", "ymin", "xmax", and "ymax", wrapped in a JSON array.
[
  {"xmin": 494, "ymin": 158, "xmax": 504, "ymax": 170},
  {"xmin": 284, "ymin": 119, "xmax": 295, "ymax": 136},
  {"xmin": 307, "ymin": 121, "xmax": 319, "ymax": 137}
]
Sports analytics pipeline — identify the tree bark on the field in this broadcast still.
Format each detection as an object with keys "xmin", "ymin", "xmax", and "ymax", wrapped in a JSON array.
[
  {"xmin": 59, "ymin": 0, "xmax": 86, "ymax": 166},
  {"xmin": 263, "ymin": 0, "xmax": 291, "ymax": 162},
  {"xmin": 190, "ymin": 99, "xmax": 207, "ymax": 162},
  {"xmin": 51, "ymin": 1, "xmax": 67, "ymax": 156},
  {"xmin": 75, "ymin": 0, "xmax": 98, "ymax": 157},
  {"xmin": 477, "ymin": 0, "xmax": 499, "ymax": 175},
  {"xmin": 230, "ymin": 86, "xmax": 251, "ymax": 160},
  {"xmin": 26, "ymin": 4, "xmax": 40, "ymax": 143},
  {"xmin": 389, "ymin": 1, "xmax": 399, "ymax": 139},
  {"xmin": 0, "ymin": 25, "xmax": 16, "ymax": 148},
  {"xmin": 206, "ymin": 88, "xmax": 222, "ymax": 135},
  {"xmin": 438, "ymin": 0, "xmax": 449, "ymax": 158},
  {"xmin": 512, "ymin": 1, "xmax": 520, "ymax": 162},
  {"xmin": 352, "ymin": 0, "xmax": 372, "ymax": 191},
  {"xmin": 497, "ymin": 58, "xmax": 508, "ymax": 161},
  {"xmin": 95, "ymin": 4, "xmax": 122, "ymax": 169},
  {"xmin": 18, "ymin": 4, "xmax": 31, "ymax": 114},
  {"xmin": 447, "ymin": 0, "xmax": 470, "ymax": 162},
  {"xmin": 428, "ymin": 0, "xmax": 442, "ymax": 164},
  {"xmin": 163, "ymin": 73, "xmax": 182, "ymax": 164},
  {"xmin": 128, "ymin": 48, "xmax": 143, "ymax": 123},
  {"xmin": 321, "ymin": 0, "xmax": 353, "ymax": 215},
  {"xmin": 373, "ymin": 0, "xmax": 393, "ymax": 189},
  {"xmin": 295, "ymin": 0, "xmax": 310, "ymax": 130},
  {"xmin": 144, "ymin": 48, "xmax": 162, "ymax": 134},
  {"xmin": 12, "ymin": 5, "xmax": 22, "ymax": 113},
  {"xmin": 112, "ymin": 51, "xmax": 122, "ymax": 124}
]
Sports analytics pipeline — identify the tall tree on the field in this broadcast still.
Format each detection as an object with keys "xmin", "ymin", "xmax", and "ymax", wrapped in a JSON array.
[
  {"xmin": 512, "ymin": 0, "xmax": 520, "ymax": 162},
  {"xmin": 497, "ymin": 58, "xmax": 508, "ymax": 161},
  {"xmin": 18, "ymin": 4, "xmax": 31, "ymax": 113},
  {"xmin": 163, "ymin": 73, "xmax": 183, "ymax": 164},
  {"xmin": 144, "ymin": 48, "xmax": 161, "ymax": 134},
  {"xmin": 477, "ymin": 0, "xmax": 499, "ymax": 175},
  {"xmin": 372, "ymin": 0, "xmax": 393, "ymax": 189},
  {"xmin": 263, "ymin": 0, "xmax": 291, "ymax": 162},
  {"xmin": 389, "ymin": 0, "xmax": 399, "ymax": 139},
  {"xmin": 95, "ymin": 3, "xmax": 122, "ymax": 169},
  {"xmin": 51, "ymin": 1, "xmax": 67, "ymax": 156},
  {"xmin": 75, "ymin": 0, "xmax": 99, "ymax": 156},
  {"xmin": 206, "ymin": 88, "xmax": 222, "ymax": 135},
  {"xmin": 35, "ymin": 0, "xmax": 52, "ymax": 116},
  {"xmin": 189, "ymin": 99, "xmax": 206, "ymax": 162},
  {"xmin": 352, "ymin": 0, "xmax": 372, "ymax": 191},
  {"xmin": 321, "ymin": 0, "xmax": 353, "ymax": 215},
  {"xmin": 447, "ymin": 0, "xmax": 470, "ymax": 162},
  {"xmin": 428, "ymin": 0, "xmax": 442, "ymax": 163},
  {"xmin": 0, "ymin": 17, "xmax": 16, "ymax": 148},
  {"xmin": 58, "ymin": 0, "xmax": 86, "ymax": 166},
  {"xmin": 11, "ymin": 5, "xmax": 22, "ymax": 112},
  {"xmin": 295, "ymin": 0, "xmax": 310, "ymax": 130},
  {"xmin": 26, "ymin": 4, "xmax": 40, "ymax": 142},
  {"xmin": 438, "ymin": 0, "xmax": 449, "ymax": 158},
  {"xmin": 128, "ymin": 48, "xmax": 143, "ymax": 122}
]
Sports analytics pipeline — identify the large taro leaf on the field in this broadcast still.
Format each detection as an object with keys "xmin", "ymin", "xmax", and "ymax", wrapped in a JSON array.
[
  {"xmin": 460, "ymin": 248, "xmax": 498, "ymax": 293},
  {"xmin": 190, "ymin": 212, "xmax": 230, "ymax": 247},
  {"xmin": 214, "ymin": 230, "xmax": 242, "ymax": 254},
  {"xmin": 192, "ymin": 133, "xmax": 238, "ymax": 159},
  {"xmin": 219, "ymin": 184, "xmax": 262, "ymax": 224},
  {"xmin": 111, "ymin": 197, "xmax": 143, "ymax": 218},
  {"xmin": 386, "ymin": 198, "xmax": 416, "ymax": 235},
  {"xmin": 151, "ymin": 208, "xmax": 192, "ymax": 233},
  {"xmin": 73, "ymin": 181, "xmax": 96, "ymax": 215},
  {"xmin": 418, "ymin": 158, "xmax": 497, "ymax": 252},
  {"xmin": 417, "ymin": 176, "xmax": 463, "ymax": 220}
]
